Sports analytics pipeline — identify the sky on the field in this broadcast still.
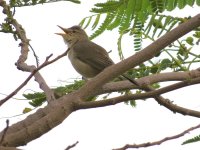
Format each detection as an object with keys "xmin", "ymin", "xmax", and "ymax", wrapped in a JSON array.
[{"xmin": 0, "ymin": 1, "xmax": 200, "ymax": 150}]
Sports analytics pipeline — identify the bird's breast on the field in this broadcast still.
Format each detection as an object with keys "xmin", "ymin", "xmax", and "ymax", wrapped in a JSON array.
[{"xmin": 68, "ymin": 49, "xmax": 100, "ymax": 78}]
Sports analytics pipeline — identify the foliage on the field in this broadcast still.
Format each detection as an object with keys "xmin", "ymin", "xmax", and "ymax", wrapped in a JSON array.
[
  {"xmin": 9, "ymin": 0, "xmax": 80, "ymax": 7},
  {"xmin": 22, "ymin": 80, "xmax": 100, "ymax": 111},
  {"xmin": 23, "ymin": 80, "xmax": 86, "ymax": 108},
  {"xmin": 79, "ymin": 0, "xmax": 200, "ymax": 78},
  {"xmin": 1, "ymin": 0, "xmax": 200, "ymax": 146},
  {"xmin": 1, "ymin": 2, "xmax": 200, "ymax": 144},
  {"xmin": 182, "ymin": 134, "xmax": 200, "ymax": 145},
  {"xmin": 3, "ymin": 0, "xmax": 198, "ymax": 113}
]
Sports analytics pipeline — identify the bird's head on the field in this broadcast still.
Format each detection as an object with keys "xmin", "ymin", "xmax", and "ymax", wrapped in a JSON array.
[{"xmin": 56, "ymin": 25, "xmax": 89, "ymax": 46}]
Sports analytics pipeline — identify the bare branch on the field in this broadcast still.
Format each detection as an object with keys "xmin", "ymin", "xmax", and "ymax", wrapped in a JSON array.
[
  {"xmin": 0, "ymin": 48, "xmax": 69, "ymax": 106},
  {"xmin": 0, "ymin": 0, "xmax": 55, "ymax": 103},
  {"xmin": 113, "ymin": 123, "xmax": 200, "ymax": 150},
  {"xmin": 28, "ymin": 43, "xmax": 39, "ymax": 67},
  {"xmin": 94, "ymin": 68, "xmax": 200, "ymax": 96},
  {"xmin": 65, "ymin": 141, "xmax": 79, "ymax": 150},
  {"xmin": 77, "ymin": 76, "xmax": 200, "ymax": 117}
]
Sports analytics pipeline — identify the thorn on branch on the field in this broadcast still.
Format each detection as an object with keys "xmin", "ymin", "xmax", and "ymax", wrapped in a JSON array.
[
  {"xmin": 46, "ymin": 54, "xmax": 53, "ymax": 62},
  {"xmin": 0, "ymin": 119, "xmax": 10, "ymax": 145}
]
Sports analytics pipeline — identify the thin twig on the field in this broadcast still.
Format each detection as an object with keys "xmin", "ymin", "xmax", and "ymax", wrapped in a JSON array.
[
  {"xmin": 65, "ymin": 141, "xmax": 79, "ymax": 150},
  {"xmin": 0, "ymin": 48, "xmax": 70, "ymax": 106},
  {"xmin": 28, "ymin": 43, "xmax": 39, "ymax": 67},
  {"xmin": 113, "ymin": 123, "xmax": 200, "ymax": 150}
]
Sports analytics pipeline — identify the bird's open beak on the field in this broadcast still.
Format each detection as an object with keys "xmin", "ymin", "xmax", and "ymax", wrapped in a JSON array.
[{"xmin": 55, "ymin": 25, "xmax": 70, "ymax": 36}]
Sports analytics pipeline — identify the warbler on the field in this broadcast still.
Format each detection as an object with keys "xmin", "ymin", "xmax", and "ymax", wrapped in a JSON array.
[{"xmin": 56, "ymin": 25, "xmax": 137, "ymax": 85}]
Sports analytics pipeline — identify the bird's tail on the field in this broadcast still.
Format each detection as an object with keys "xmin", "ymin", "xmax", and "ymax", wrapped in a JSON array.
[{"xmin": 120, "ymin": 74, "xmax": 138, "ymax": 86}]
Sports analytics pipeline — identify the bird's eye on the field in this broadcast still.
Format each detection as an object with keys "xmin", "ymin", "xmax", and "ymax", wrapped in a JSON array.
[{"xmin": 72, "ymin": 30, "xmax": 76, "ymax": 33}]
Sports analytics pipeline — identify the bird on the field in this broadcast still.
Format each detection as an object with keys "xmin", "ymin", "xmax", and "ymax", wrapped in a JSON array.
[{"xmin": 56, "ymin": 25, "xmax": 138, "ymax": 85}]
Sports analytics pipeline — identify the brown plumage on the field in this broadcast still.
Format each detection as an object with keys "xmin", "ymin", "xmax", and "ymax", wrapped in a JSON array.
[{"xmin": 56, "ymin": 25, "xmax": 137, "ymax": 85}]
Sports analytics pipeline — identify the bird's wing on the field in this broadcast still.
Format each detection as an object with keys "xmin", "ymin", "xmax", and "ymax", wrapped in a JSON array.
[{"xmin": 73, "ymin": 41, "xmax": 114, "ymax": 71}]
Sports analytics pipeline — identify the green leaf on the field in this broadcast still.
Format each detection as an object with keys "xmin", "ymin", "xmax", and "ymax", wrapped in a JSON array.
[
  {"xmin": 23, "ymin": 92, "xmax": 45, "ymax": 100},
  {"xmin": 158, "ymin": 16, "xmax": 171, "ymax": 37},
  {"xmin": 142, "ymin": 0, "xmax": 151, "ymax": 11},
  {"xmin": 166, "ymin": 0, "xmax": 177, "ymax": 11},
  {"xmin": 178, "ymin": 44, "xmax": 189, "ymax": 59},
  {"xmin": 160, "ymin": 58, "xmax": 171, "ymax": 70},
  {"xmin": 92, "ymin": 14, "xmax": 101, "ymax": 30},
  {"xmin": 151, "ymin": 65, "xmax": 159, "ymax": 73},
  {"xmin": 23, "ymin": 80, "xmax": 85, "ymax": 108},
  {"xmin": 91, "ymin": 0, "xmax": 122, "ymax": 13},
  {"xmin": 28, "ymin": 97, "xmax": 46, "ymax": 107},
  {"xmin": 107, "ymin": 3, "xmax": 126, "ymax": 30},
  {"xmin": 23, "ymin": 107, "xmax": 32, "ymax": 114},
  {"xmin": 90, "ymin": 12, "xmax": 115, "ymax": 39},
  {"xmin": 145, "ymin": 14, "xmax": 156, "ymax": 35},
  {"xmin": 130, "ymin": 100, "xmax": 136, "ymax": 107},
  {"xmin": 149, "ymin": 0, "xmax": 158, "ymax": 12},
  {"xmin": 132, "ymin": 19, "xmax": 143, "ymax": 51},
  {"xmin": 166, "ymin": 19, "xmax": 179, "ymax": 32},
  {"xmin": 152, "ymin": 17, "xmax": 163, "ymax": 38},
  {"xmin": 197, "ymin": 0, "xmax": 200, "ymax": 5},
  {"xmin": 157, "ymin": 0, "xmax": 165, "ymax": 12},
  {"xmin": 151, "ymin": 83, "xmax": 160, "ymax": 89},
  {"xmin": 187, "ymin": 0, "xmax": 195, "ymax": 6},
  {"xmin": 134, "ymin": 0, "xmax": 143, "ymax": 11},
  {"xmin": 193, "ymin": 31, "xmax": 200, "ymax": 38},
  {"xmin": 182, "ymin": 134, "xmax": 200, "ymax": 145},
  {"xmin": 117, "ymin": 33, "xmax": 125, "ymax": 60},
  {"xmin": 83, "ymin": 16, "xmax": 92, "ymax": 29},
  {"xmin": 10, "ymin": 0, "xmax": 80, "ymax": 7},
  {"xmin": 149, "ymin": 0, "xmax": 164, "ymax": 12},
  {"xmin": 186, "ymin": 37, "xmax": 194, "ymax": 45},
  {"xmin": 153, "ymin": 18, "xmax": 163, "ymax": 29},
  {"xmin": 79, "ymin": 18, "xmax": 86, "ymax": 27},
  {"xmin": 119, "ymin": 0, "xmax": 135, "ymax": 33},
  {"xmin": 178, "ymin": 0, "xmax": 186, "ymax": 9}
]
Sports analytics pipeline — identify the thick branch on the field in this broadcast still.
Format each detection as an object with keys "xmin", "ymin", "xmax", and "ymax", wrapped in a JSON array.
[
  {"xmin": 77, "ymin": 76, "xmax": 200, "ymax": 117},
  {"xmin": 0, "ymin": 94, "xmax": 76, "ymax": 147},
  {"xmin": 0, "ymin": 3, "xmax": 199, "ymax": 148},
  {"xmin": 76, "ymin": 14, "xmax": 200, "ymax": 117},
  {"xmin": 77, "ymin": 13, "xmax": 200, "ymax": 98},
  {"xmin": 0, "ymin": 147, "xmax": 21, "ymax": 150},
  {"xmin": 96, "ymin": 69, "xmax": 200, "ymax": 96}
]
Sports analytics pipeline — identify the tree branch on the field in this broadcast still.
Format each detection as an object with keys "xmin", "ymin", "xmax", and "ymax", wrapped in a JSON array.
[
  {"xmin": 0, "ymin": 48, "xmax": 70, "ymax": 106},
  {"xmin": 0, "ymin": 0, "xmax": 55, "ymax": 103},
  {"xmin": 0, "ymin": 3, "xmax": 199, "ymax": 148},
  {"xmin": 0, "ymin": 146, "xmax": 21, "ymax": 150},
  {"xmin": 76, "ymin": 13, "xmax": 200, "ymax": 117},
  {"xmin": 77, "ymin": 76, "xmax": 200, "ymax": 117},
  {"xmin": 113, "ymin": 123, "xmax": 200, "ymax": 150},
  {"xmin": 95, "ymin": 68, "xmax": 200, "ymax": 96},
  {"xmin": 65, "ymin": 141, "xmax": 79, "ymax": 150},
  {"xmin": 77, "ymin": 13, "xmax": 200, "ymax": 99}
]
